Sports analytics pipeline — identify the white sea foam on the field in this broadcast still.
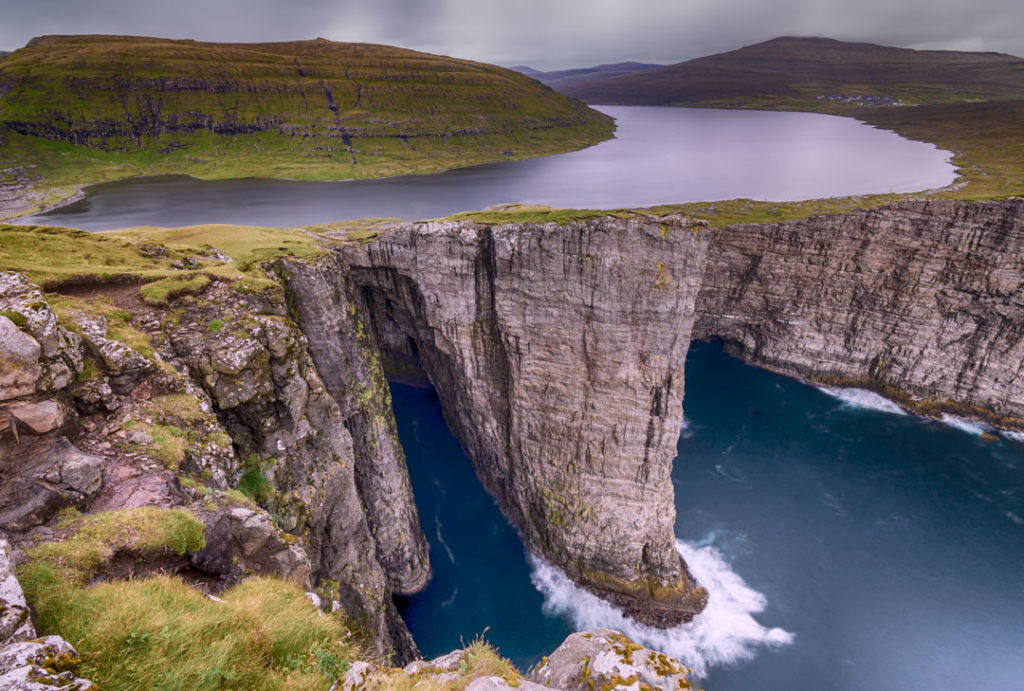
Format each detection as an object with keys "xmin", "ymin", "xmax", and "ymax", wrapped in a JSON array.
[
  {"xmin": 939, "ymin": 414, "xmax": 990, "ymax": 436},
  {"xmin": 1000, "ymin": 429, "xmax": 1024, "ymax": 443},
  {"xmin": 817, "ymin": 386, "xmax": 907, "ymax": 416},
  {"xmin": 529, "ymin": 539, "xmax": 793, "ymax": 677}
]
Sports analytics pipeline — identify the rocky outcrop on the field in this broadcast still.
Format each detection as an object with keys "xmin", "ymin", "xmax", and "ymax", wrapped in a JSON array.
[
  {"xmin": 344, "ymin": 217, "xmax": 710, "ymax": 626},
  {"xmin": 189, "ymin": 503, "xmax": 312, "ymax": 590},
  {"xmin": 1, "ymin": 539, "xmax": 97, "ymax": 690},
  {"xmin": 695, "ymin": 199, "xmax": 1024, "ymax": 427},
  {"xmin": 160, "ymin": 278, "xmax": 420, "ymax": 662},
  {"xmin": 529, "ymin": 628, "xmax": 695, "ymax": 690},
  {"xmin": 341, "ymin": 628, "xmax": 693, "ymax": 690},
  {"xmin": 278, "ymin": 256, "xmax": 430, "ymax": 596},
  {"xmin": 0, "ymin": 274, "xmax": 102, "ymax": 535}
]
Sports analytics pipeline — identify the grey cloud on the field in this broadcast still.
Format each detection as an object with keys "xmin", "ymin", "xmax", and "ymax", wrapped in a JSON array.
[{"xmin": 1, "ymin": 0, "xmax": 1021, "ymax": 68}]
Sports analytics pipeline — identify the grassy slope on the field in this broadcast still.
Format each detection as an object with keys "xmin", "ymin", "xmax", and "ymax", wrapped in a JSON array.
[
  {"xmin": 0, "ymin": 34, "xmax": 613, "ymax": 218},
  {"xmin": 563, "ymin": 36, "xmax": 1024, "ymax": 108}
]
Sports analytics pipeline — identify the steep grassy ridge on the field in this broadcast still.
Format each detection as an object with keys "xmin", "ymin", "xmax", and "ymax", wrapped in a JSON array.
[{"xmin": 0, "ymin": 34, "xmax": 613, "ymax": 218}]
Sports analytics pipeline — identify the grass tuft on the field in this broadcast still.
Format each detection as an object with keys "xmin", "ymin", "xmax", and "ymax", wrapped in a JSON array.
[{"xmin": 21, "ymin": 574, "xmax": 361, "ymax": 691}]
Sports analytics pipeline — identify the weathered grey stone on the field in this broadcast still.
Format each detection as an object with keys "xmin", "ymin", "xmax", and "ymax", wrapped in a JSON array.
[
  {"xmin": 0, "ymin": 317, "xmax": 41, "ymax": 401},
  {"xmin": 0, "ymin": 637, "xmax": 80, "ymax": 675},
  {"xmin": 0, "ymin": 273, "xmax": 82, "ymax": 392},
  {"xmin": 466, "ymin": 677, "xmax": 549, "ymax": 690},
  {"xmin": 341, "ymin": 660, "xmax": 376, "ymax": 691},
  {"xmin": 0, "ymin": 436, "xmax": 104, "ymax": 532},
  {"xmin": 72, "ymin": 313, "xmax": 153, "ymax": 394},
  {"xmin": 0, "ymin": 636, "xmax": 96, "ymax": 690},
  {"xmin": 281, "ymin": 257, "xmax": 431, "ymax": 596},
  {"xmin": 695, "ymin": 199, "xmax": 1024, "ymax": 427},
  {"xmin": 1, "ymin": 538, "xmax": 34, "ymax": 643},
  {"xmin": 190, "ymin": 503, "xmax": 311, "ymax": 589},
  {"xmin": 70, "ymin": 376, "xmax": 121, "ymax": 414},
  {"xmin": 529, "ymin": 628, "xmax": 694, "ymax": 691},
  {"xmin": 344, "ymin": 217, "xmax": 710, "ymax": 625},
  {"xmin": 0, "ymin": 663, "xmax": 98, "ymax": 690},
  {"xmin": 4, "ymin": 399, "xmax": 67, "ymax": 436}
]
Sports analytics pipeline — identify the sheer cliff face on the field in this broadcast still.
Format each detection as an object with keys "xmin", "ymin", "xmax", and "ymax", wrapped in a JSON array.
[
  {"xmin": 344, "ymin": 217, "xmax": 711, "ymax": 625},
  {"xmin": 695, "ymin": 199, "xmax": 1024, "ymax": 427},
  {"xmin": 278, "ymin": 257, "xmax": 431, "ymax": 596}
]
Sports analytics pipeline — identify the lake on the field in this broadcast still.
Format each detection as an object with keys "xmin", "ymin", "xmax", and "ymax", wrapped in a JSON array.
[
  {"xmin": 393, "ymin": 340, "xmax": 1024, "ymax": 690},
  {"xmin": 23, "ymin": 106, "xmax": 955, "ymax": 230}
]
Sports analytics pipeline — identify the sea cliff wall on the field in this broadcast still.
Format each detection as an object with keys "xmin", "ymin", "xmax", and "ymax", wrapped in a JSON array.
[
  {"xmin": 342, "ymin": 217, "xmax": 711, "ymax": 626},
  {"xmin": 5, "ymin": 197, "xmax": 1024, "ymax": 655},
  {"xmin": 695, "ymin": 199, "xmax": 1024, "ymax": 428}
]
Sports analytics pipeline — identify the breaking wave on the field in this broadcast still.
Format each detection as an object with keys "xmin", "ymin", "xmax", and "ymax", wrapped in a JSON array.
[
  {"xmin": 529, "ymin": 539, "xmax": 793, "ymax": 677},
  {"xmin": 817, "ymin": 386, "xmax": 907, "ymax": 416},
  {"xmin": 1000, "ymin": 429, "xmax": 1024, "ymax": 443},
  {"xmin": 939, "ymin": 414, "xmax": 990, "ymax": 436}
]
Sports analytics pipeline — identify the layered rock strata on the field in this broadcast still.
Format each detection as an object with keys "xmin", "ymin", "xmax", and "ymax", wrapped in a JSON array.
[
  {"xmin": 344, "ymin": 217, "xmax": 711, "ymax": 625},
  {"xmin": 278, "ymin": 257, "xmax": 431, "ymax": 596},
  {"xmin": 695, "ymin": 199, "xmax": 1024, "ymax": 427}
]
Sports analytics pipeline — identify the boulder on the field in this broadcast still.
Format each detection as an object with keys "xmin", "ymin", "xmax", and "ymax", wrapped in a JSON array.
[
  {"xmin": 1, "ymin": 538, "xmax": 34, "ymax": 643},
  {"xmin": 466, "ymin": 677, "xmax": 548, "ymax": 690},
  {"xmin": 0, "ymin": 436, "xmax": 105, "ymax": 533},
  {"xmin": 190, "ymin": 504, "xmax": 311, "ymax": 589},
  {"xmin": 529, "ymin": 629, "xmax": 694, "ymax": 691},
  {"xmin": 72, "ymin": 314, "xmax": 154, "ymax": 394},
  {"xmin": 3, "ymin": 399, "xmax": 68, "ymax": 436},
  {"xmin": 0, "ymin": 273, "xmax": 83, "ymax": 392},
  {"xmin": 0, "ymin": 636, "xmax": 97, "ymax": 690},
  {"xmin": 0, "ymin": 317, "xmax": 41, "ymax": 401}
]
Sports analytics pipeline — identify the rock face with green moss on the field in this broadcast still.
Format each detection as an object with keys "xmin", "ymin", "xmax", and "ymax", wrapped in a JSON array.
[
  {"xmin": 342, "ymin": 217, "xmax": 711, "ymax": 626},
  {"xmin": 0, "ymin": 34, "xmax": 614, "ymax": 219},
  {"xmin": 694, "ymin": 199, "xmax": 1024, "ymax": 427},
  {"xmin": 0, "ymin": 266, "xmax": 428, "ymax": 663},
  {"xmin": 153, "ymin": 277, "xmax": 423, "ymax": 660},
  {"xmin": 1, "ymin": 538, "xmax": 98, "ymax": 690},
  {"xmin": 277, "ymin": 256, "xmax": 431, "ymax": 596}
]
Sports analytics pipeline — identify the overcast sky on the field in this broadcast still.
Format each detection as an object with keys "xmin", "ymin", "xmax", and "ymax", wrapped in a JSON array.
[{"xmin": 2, "ymin": 0, "xmax": 1021, "ymax": 69}]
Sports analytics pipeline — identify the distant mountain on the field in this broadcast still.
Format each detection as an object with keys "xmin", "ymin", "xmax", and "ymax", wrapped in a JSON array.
[
  {"xmin": 512, "ymin": 62, "xmax": 664, "ymax": 91},
  {"xmin": 560, "ymin": 36, "xmax": 1024, "ymax": 108},
  {"xmin": 0, "ymin": 52, "xmax": 9, "ymax": 59}
]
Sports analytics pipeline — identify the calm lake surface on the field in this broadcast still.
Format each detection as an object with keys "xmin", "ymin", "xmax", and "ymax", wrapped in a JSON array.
[
  {"xmin": 25, "ymin": 106, "xmax": 955, "ymax": 230},
  {"xmin": 393, "ymin": 340, "xmax": 1024, "ymax": 690}
]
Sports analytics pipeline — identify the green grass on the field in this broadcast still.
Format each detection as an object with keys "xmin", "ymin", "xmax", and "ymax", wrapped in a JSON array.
[
  {"xmin": 47, "ymin": 292, "xmax": 156, "ymax": 358},
  {"xmin": 0, "ymin": 222, "xmax": 334, "ymax": 308},
  {"xmin": 17, "ymin": 506, "xmax": 370, "ymax": 689},
  {"xmin": 19, "ymin": 574, "xmax": 361, "ymax": 691},
  {"xmin": 0, "ymin": 34, "xmax": 614, "ymax": 218},
  {"xmin": 23, "ymin": 507, "xmax": 206, "ymax": 586}
]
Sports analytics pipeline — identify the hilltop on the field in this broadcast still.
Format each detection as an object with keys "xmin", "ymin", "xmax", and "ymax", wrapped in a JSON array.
[
  {"xmin": 511, "ymin": 61, "xmax": 663, "ymax": 91},
  {"xmin": 561, "ymin": 36, "xmax": 1024, "ymax": 108},
  {"xmin": 0, "ymin": 34, "xmax": 613, "ymax": 219}
]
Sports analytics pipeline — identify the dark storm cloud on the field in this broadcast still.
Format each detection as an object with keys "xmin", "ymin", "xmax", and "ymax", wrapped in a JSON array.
[{"xmin": 2, "ymin": 0, "xmax": 1021, "ymax": 68}]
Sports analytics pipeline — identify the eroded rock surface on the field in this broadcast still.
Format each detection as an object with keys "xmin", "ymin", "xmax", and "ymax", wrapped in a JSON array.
[
  {"xmin": 344, "ymin": 217, "xmax": 710, "ymax": 625},
  {"xmin": 696, "ymin": 199, "xmax": 1024, "ymax": 426},
  {"xmin": 279, "ymin": 256, "xmax": 430, "ymax": 596},
  {"xmin": 1, "ymin": 539, "xmax": 96, "ymax": 690},
  {"xmin": 529, "ymin": 628, "xmax": 694, "ymax": 690}
]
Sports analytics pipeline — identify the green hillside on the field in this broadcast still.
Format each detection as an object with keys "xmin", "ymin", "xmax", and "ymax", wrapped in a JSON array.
[
  {"xmin": 562, "ymin": 36, "xmax": 1024, "ymax": 108},
  {"xmin": 0, "ymin": 34, "xmax": 613, "ymax": 218}
]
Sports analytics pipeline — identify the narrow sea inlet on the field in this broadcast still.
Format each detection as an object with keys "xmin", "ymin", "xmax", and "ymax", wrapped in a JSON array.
[
  {"xmin": 393, "ymin": 340, "xmax": 1024, "ymax": 690},
  {"xmin": 25, "ymin": 106, "xmax": 955, "ymax": 230}
]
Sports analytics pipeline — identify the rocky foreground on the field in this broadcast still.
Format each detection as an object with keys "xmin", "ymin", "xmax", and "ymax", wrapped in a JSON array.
[{"xmin": 1, "ymin": 198, "xmax": 1023, "ymax": 687}]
